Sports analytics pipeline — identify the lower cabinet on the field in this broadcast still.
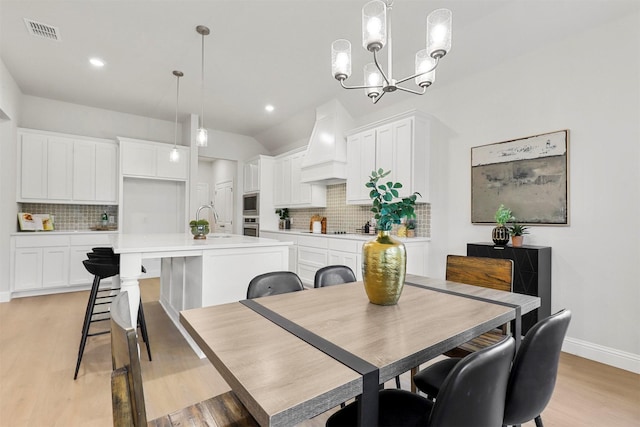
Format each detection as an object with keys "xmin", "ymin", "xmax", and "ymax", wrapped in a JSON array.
[
  {"xmin": 297, "ymin": 236, "xmax": 328, "ymax": 287},
  {"xmin": 11, "ymin": 233, "xmax": 112, "ymax": 296}
]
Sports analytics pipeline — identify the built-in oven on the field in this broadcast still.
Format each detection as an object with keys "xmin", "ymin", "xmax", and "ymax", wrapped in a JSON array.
[
  {"xmin": 243, "ymin": 193, "xmax": 259, "ymax": 216},
  {"xmin": 243, "ymin": 217, "xmax": 259, "ymax": 237}
]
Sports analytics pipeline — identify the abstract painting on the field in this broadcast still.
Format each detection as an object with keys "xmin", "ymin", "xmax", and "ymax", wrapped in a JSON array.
[{"xmin": 471, "ymin": 130, "xmax": 569, "ymax": 225}]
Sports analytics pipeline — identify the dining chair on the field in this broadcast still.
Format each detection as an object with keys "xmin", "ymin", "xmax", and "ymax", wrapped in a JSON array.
[
  {"xmin": 413, "ymin": 309, "xmax": 572, "ymax": 427},
  {"xmin": 326, "ymin": 336, "xmax": 515, "ymax": 427},
  {"xmin": 246, "ymin": 271, "xmax": 304, "ymax": 299},
  {"xmin": 314, "ymin": 265, "xmax": 356, "ymax": 288},
  {"xmin": 110, "ymin": 291, "xmax": 258, "ymax": 427},
  {"xmin": 444, "ymin": 254, "xmax": 514, "ymax": 357}
]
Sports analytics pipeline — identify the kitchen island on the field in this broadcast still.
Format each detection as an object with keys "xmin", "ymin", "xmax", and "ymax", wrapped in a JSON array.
[{"xmin": 109, "ymin": 233, "xmax": 290, "ymax": 355}]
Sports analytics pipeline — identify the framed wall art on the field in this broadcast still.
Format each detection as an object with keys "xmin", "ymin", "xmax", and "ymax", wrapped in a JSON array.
[{"xmin": 471, "ymin": 130, "xmax": 569, "ymax": 225}]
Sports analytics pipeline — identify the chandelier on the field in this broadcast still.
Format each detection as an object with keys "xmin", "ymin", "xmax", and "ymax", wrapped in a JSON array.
[{"xmin": 331, "ymin": 0, "xmax": 452, "ymax": 104}]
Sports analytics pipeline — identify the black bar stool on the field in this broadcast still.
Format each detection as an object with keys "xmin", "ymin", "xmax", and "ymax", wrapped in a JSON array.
[{"xmin": 73, "ymin": 253, "xmax": 152, "ymax": 380}]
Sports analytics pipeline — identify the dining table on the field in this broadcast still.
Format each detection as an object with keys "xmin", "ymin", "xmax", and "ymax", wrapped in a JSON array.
[{"xmin": 179, "ymin": 273, "xmax": 541, "ymax": 427}]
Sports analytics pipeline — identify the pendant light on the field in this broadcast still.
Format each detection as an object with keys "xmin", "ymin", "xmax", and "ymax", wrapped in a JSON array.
[
  {"xmin": 196, "ymin": 25, "xmax": 210, "ymax": 147},
  {"xmin": 169, "ymin": 70, "xmax": 183, "ymax": 163}
]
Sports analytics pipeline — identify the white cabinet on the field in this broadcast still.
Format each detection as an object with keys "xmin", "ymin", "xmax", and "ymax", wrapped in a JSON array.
[
  {"xmin": 328, "ymin": 239, "xmax": 363, "ymax": 281},
  {"xmin": 17, "ymin": 129, "xmax": 118, "ymax": 204},
  {"xmin": 119, "ymin": 138, "xmax": 189, "ymax": 180},
  {"xmin": 260, "ymin": 232, "xmax": 297, "ymax": 273},
  {"xmin": 346, "ymin": 111, "xmax": 431, "ymax": 204},
  {"xmin": 11, "ymin": 233, "xmax": 112, "ymax": 295},
  {"xmin": 274, "ymin": 149, "xmax": 326, "ymax": 208},
  {"xmin": 243, "ymin": 158, "xmax": 260, "ymax": 193},
  {"xmin": 297, "ymin": 235, "xmax": 328, "ymax": 287}
]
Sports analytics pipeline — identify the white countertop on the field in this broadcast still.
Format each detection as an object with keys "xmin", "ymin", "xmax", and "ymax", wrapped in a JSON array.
[
  {"xmin": 110, "ymin": 232, "xmax": 291, "ymax": 254},
  {"xmin": 11, "ymin": 230, "xmax": 119, "ymax": 236},
  {"xmin": 261, "ymin": 229, "xmax": 430, "ymax": 242}
]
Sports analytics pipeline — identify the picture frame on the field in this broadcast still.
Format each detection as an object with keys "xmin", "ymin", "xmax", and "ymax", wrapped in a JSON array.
[
  {"xmin": 18, "ymin": 212, "xmax": 54, "ymax": 231},
  {"xmin": 471, "ymin": 130, "xmax": 569, "ymax": 225}
]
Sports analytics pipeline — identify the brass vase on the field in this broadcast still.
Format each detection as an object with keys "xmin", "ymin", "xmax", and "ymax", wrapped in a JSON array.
[
  {"xmin": 492, "ymin": 225, "xmax": 510, "ymax": 246},
  {"xmin": 362, "ymin": 231, "xmax": 407, "ymax": 305}
]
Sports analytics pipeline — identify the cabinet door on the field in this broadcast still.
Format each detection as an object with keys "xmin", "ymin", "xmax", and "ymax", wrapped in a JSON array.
[
  {"xmin": 273, "ymin": 157, "xmax": 292, "ymax": 207},
  {"xmin": 73, "ymin": 141, "xmax": 96, "ymax": 201},
  {"xmin": 121, "ymin": 141, "xmax": 156, "ymax": 176},
  {"xmin": 290, "ymin": 153, "xmax": 306, "ymax": 205},
  {"xmin": 346, "ymin": 130, "xmax": 376, "ymax": 204},
  {"xmin": 47, "ymin": 137, "xmax": 74, "ymax": 200},
  {"xmin": 42, "ymin": 247, "xmax": 70, "ymax": 288},
  {"xmin": 391, "ymin": 117, "xmax": 414, "ymax": 198},
  {"xmin": 243, "ymin": 160, "xmax": 259, "ymax": 193},
  {"xmin": 375, "ymin": 124, "xmax": 394, "ymax": 178},
  {"xmin": 19, "ymin": 133, "xmax": 48, "ymax": 199},
  {"xmin": 14, "ymin": 248, "xmax": 43, "ymax": 291},
  {"xmin": 95, "ymin": 143, "xmax": 118, "ymax": 202},
  {"xmin": 69, "ymin": 246, "xmax": 94, "ymax": 285},
  {"xmin": 156, "ymin": 145, "xmax": 189, "ymax": 179}
]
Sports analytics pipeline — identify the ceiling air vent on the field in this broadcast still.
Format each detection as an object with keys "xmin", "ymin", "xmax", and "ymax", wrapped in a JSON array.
[{"xmin": 24, "ymin": 18, "xmax": 60, "ymax": 41}]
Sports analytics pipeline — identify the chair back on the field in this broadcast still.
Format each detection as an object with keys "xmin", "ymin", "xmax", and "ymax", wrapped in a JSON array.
[
  {"xmin": 428, "ymin": 336, "xmax": 515, "ymax": 427},
  {"xmin": 314, "ymin": 265, "xmax": 356, "ymax": 288},
  {"xmin": 246, "ymin": 271, "xmax": 304, "ymax": 299},
  {"xmin": 110, "ymin": 292, "xmax": 147, "ymax": 427},
  {"xmin": 446, "ymin": 255, "xmax": 513, "ymax": 292},
  {"xmin": 503, "ymin": 309, "xmax": 572, "ymax": 425}
]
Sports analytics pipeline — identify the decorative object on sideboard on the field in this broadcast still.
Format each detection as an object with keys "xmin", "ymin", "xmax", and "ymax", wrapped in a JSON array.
[
  {"xmin": 195, "ymin": 25, "xmax": 210, "ymax": 147},
  {"xmin": 492, "ymin": 204, "xmax": 513, "ymax": 246},
  {"xmin": 276, "ymin": 208, "xmax": 290, "ymax": 229},
  {"xmin": 509, "ymin": 222, "xmax": 529, "ymax": 247},
  {"xmin": 471, "ymin": 130, "xmax": 569, "ymax": 225},
  {"xmin": 169, "ymin": 70, "xmax": 183, "ymax": 163},
  {"xmin": 362, "ymin": 169, "xmax": 419, "ymax": 305},
  {"xmin": 331, "ymin": 0, "xmax": 452, "ymax": 104}
]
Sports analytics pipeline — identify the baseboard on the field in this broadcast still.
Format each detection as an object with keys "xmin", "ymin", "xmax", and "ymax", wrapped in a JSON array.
[
  {"xmin": 0, "ymin": 291, "xmax": 11, "ymax": 303},
  {"xmin": 563, "ymin": 337, "xmax": 640, "ymax": 374}
]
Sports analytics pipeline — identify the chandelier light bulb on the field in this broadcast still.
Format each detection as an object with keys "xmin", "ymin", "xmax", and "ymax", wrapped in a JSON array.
[
  {"xmin": 196, "ymin": 128, "xmax": 208, "ymax": 147},
  {"xmin": 362, "ymin": 0, "xmax": 386, "ymax": 52},
  {"xmin": 415, "ymin": 50, "xmax": 436, "ymax": 87},
  {"xmin": 169, "ymin": 147, "xmax": 180, "ymax": 163},
  {"xmin": 331, "ymin": 39, "xmax": 352, "ymax": 79},
  {"xmin": 427, "ymin": 9, "xmax": 452, "ymax": 58},
  {"xmin": 364, "ymin": 63, "xmax": 382, "ymax": 98}
]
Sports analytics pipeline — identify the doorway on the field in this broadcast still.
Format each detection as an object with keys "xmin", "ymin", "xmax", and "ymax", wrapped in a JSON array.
[{"xmin": 197, "ymin": 157, "xmax": 236, "ymax": 234}]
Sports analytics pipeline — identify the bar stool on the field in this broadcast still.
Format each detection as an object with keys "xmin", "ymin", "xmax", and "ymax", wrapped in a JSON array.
[{"xmin": 73, "ymin": 255, "xmax": 152, "ymax": 380}]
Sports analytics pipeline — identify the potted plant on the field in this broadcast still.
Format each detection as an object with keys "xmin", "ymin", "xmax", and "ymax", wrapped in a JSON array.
[
  {"xmin": 189, "ymin": 219, "xmax": 209, "ymax": 240},
  {"xmin": 405, "ymin": 219, "xmax": 417, "ymax": 238},
  {"xmin": 509, "ymin": 222, "xmax": 529, "ymax": 247},
  {"xmin": 362, "ymin": 168, "xmax": 420, "ymax": 305},
  {"xmin": 275, "ymin": 208, "xmax": 290, "ymax": 229},
  {"xmin": 492, "ymin": 204, "xmax": 513, "ymax": 246}
]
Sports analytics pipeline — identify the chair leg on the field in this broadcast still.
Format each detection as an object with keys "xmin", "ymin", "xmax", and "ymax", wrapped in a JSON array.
[
  {"xmin": 534, "ymin": 416, "xmax": 544, "ymax": 427},
  {"xmin": 137, "ymin": 299, "xmax": 152, "ymax": 361},
  {"xmin": 74, "ymin": 275, "xmax": 101, "ymax": 380},
  {"xmin": 395, "ymin": 375, "xmax": 401, "ymax": 389}
]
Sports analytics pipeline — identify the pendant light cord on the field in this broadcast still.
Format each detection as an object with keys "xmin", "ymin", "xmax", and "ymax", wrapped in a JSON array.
[
  {"xmin": 174, "ymin": 73, "xmax": 180, "ymax": 148},
  {"xmin": 201, "ymin": 32, "xmax": 205, "ymax": 129}
]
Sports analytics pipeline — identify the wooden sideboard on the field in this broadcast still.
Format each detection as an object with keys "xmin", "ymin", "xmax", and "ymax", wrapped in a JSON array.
[{"xmin": 467, "ymin": 243, "xmax": 551, "ymax": 335}]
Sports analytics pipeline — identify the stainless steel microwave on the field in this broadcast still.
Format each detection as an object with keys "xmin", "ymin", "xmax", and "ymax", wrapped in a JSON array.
[{"xmin": 243, "ymin": 193, "xmax": 259, "ymax": 216}]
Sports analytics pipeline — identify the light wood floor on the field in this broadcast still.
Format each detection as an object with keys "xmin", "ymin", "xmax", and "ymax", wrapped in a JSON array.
[{"xmin": 1, "ymin": 279, "xmax": 638, "ymax": 426}]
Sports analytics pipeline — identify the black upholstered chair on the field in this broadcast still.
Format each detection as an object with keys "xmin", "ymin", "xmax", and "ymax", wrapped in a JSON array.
[
  {"xmin": 314, "ymin": 265, "xmax": 356, "ymax": 288},
  {"xmin": 326, "ymin": 336, "xmax": 515, "ymax": 427},
  {"xmin": 246, "ymin": 271, "xmax": 304, "ymax": 299},
  {"xmin": 413, "ymin": 310, "xmax": 572, "ymax": 427}
]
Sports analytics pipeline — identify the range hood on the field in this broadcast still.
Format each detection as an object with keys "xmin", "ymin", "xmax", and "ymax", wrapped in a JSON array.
[{"xmin": 300, "ymin": 99, "xmax": 354, "ymax": 184}]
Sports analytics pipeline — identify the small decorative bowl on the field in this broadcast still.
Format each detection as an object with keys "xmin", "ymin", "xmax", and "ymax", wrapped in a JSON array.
[{"xmin": 191, "ymin": 225, "xmax": 209, "ymax": 239}]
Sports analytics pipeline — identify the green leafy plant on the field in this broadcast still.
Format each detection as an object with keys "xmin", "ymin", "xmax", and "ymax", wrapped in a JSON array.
[
  {"xmin": 366, "ymin": 169, "xmax": 420, "ymax": 232},
  {"xmin": 275, "ymin": 208, "xmax": 289, "ymax": 220},
  {"xmin": 189, "ymin": 219, "xmax": 209, "ymax": 227},
  {"xmin": 494, "ymin": 204, "xmax": 513, "ymax": 226},
  {"xmin": 406, "ymin": 218, "xmax": 417, "ymax": 230},
  {"xmin": 509, "ymin": 222, "xmax": 529, "ymax": 236}
]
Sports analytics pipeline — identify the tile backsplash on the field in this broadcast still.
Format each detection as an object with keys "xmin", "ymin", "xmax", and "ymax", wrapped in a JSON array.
[
  {"xmin": 286, "ymin": 184, "xmax": 430, "ymax": 237},
  {"xmin": 18, "ymin": 203, "xmax": 118, "ymax": 231}
]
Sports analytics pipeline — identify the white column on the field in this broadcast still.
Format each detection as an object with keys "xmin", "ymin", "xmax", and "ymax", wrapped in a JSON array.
[{"xmin": 119, "ymin": 252, "xmax": 142, "ymax": 327}]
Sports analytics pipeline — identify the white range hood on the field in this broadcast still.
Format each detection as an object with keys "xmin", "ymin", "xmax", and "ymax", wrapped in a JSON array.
[{"xmin": 300, "ymin": 99, "xmax": 354, "ymax": 184}]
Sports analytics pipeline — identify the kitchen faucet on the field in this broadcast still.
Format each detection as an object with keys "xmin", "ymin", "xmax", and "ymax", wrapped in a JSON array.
[{"xmin": 196, "ymin": 204, "xmax": 219, "ymax": 226}]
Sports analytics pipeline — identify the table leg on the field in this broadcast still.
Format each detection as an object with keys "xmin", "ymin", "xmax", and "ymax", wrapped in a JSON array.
[{"xmin": 119, "ymin": 252, "xmax": 142, "ymax": 327}]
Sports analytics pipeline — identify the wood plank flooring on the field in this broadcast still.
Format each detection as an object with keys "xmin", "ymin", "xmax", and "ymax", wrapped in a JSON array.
[{"xmin": 1, "ymin": 279, "xmax": 638, "ymax": 426}]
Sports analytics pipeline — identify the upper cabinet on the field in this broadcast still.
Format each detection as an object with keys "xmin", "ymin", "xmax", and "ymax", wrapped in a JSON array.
[
  {"xmin": 119, "ymin": 137, "xmax": 189, "ymax": 181},
  {"xmin": 243, "ymin": 158, "xmax": 260, "ymax": 193},
  {"xmin": 274, "ymin": 149, "xmax": 326, "ymax": 208},
  {"xmin": 346, "ymin": 111, "xmax": 431, "ymax": 205},
  {"xmin": 17, "ymin": 129, "xmax": 118, "ymax": 205}
]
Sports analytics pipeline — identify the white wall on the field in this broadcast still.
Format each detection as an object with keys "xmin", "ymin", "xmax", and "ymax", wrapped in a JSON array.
[
  {"xmin": 0, "ymin": 57, "xmax": 22, "ymax": 299},
  {"xmin": 348, "ymin": 12, "xmax": 640, "ymax": 371}
]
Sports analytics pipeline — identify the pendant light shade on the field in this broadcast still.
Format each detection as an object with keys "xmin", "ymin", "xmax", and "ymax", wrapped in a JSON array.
[
  {"xmin": 169, "ymin": 70, "xmax": 183, "ymax": 163},
  {"xmin": 196, "ymin": 25, "xmax": 210, "ymax": 147}
]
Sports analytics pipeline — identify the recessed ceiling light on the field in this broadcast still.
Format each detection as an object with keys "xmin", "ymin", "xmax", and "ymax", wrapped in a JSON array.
[
  {"xmin": 265, "ymin": 104, "xmax": 275, "ymax": 112},
  {"xmin": 89, "ymin": 57, "xmax": 105, "ymax": 67}
]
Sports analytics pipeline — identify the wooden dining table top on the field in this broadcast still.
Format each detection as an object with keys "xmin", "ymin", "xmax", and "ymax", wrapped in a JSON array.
[{"xmin": 179, "ymin": 274, "xmax": 540, "ymax": 427}]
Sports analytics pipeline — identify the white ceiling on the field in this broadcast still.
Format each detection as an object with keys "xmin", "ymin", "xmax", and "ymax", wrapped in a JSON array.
[{"xmin": 1, "ymin": 1, "xmax": 635, "ymax": 152}]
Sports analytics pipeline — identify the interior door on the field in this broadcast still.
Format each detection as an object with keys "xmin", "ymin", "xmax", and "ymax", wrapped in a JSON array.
[{"xmin": 214, "ymin": 181, "xmax": 233, "ymax": 234}]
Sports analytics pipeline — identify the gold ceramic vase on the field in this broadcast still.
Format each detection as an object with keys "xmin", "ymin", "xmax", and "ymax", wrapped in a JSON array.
[{"xmin": 362, "ymin": 231, "xmax": 407, "ymax": 305}]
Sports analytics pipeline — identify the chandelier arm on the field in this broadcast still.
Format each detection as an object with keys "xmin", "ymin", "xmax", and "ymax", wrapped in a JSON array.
[
  {"xmin": 339, "ymin": 79, "xmax": 383, "ymax": 90},
  {"xmin": 394, "ymin": 57, "xmax": 440, "ymax": 86},
  {"xmin": 373, "ymin": 50, "xmax": 390, "ymax": 85},
  {"xmin": 395, "ymin": 85, "xmax": 427, "ymax": 95},
  {"xmin": 372, "ymin": 91, "xmax": 387, "ymax": 104}
]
